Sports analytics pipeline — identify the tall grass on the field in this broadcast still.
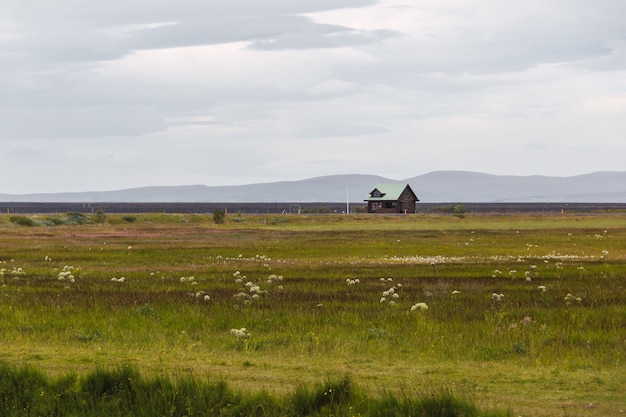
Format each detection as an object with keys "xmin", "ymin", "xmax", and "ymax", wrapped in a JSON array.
[{"xmin": 0, "ymin": 362, "xmax": 511, "ymax": 416}]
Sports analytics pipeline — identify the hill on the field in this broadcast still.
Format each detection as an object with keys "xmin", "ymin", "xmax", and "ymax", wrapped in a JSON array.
[{"xmin": 1, "ymin": 171, "xmax": 625, "ymax": 203}]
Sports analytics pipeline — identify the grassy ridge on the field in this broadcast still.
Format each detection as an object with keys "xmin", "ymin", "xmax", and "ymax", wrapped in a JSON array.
[{"xmin": 1, "ymin": 213, "xmax": 625, "ymax": 416}]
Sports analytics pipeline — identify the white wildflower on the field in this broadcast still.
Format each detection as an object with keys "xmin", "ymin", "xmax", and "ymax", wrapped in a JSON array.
[
  {"xmin": 491, "ymin": 293, "xmax": 504, "ymax": 302},
  {"xmin": 411, "ymin": 302, "xmax": 428, "ymax": 311}
]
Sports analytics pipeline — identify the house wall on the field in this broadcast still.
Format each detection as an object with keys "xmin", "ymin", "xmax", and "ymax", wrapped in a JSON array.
[
  {"xmin": 367, "ymin": 194, "xmax": 416, "ymax": 213},
  {"xmin": 367, "ymin": 201, "xmax": 399, "ymax": 213},
  {"xmin": 398, "ymin": 189, "xmax": 417, "ymax": 213}
]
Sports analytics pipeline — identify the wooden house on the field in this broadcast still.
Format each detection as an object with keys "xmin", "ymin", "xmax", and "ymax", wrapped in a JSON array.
[{"xmin": 364, "ymin": 183, "xmax": 419, "ymax": 213}]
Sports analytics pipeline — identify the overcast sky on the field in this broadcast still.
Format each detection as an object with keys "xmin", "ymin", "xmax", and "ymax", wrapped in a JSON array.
[{"xmin": 1, "ymin": 1, "xmax": 625, "ymax": 194}]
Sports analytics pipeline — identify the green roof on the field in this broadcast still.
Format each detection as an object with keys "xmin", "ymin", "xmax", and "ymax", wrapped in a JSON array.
[{"xmin": 365, "ymin": 183, "xmax": 413, "ymax": 201}]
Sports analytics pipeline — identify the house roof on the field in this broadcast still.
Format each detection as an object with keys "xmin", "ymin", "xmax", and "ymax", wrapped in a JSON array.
[{"xmin": 365, "ymin": 183, "xmax": 417, "ymax": 201}]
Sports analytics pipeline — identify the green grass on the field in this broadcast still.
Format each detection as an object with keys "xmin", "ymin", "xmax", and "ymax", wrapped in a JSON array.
[
  {"xmin": 0, "ymin": 362, "xmax": 512, "ymax": 416},
  {"xmin": 1, "ymin": 212, "xmax": 625, "ymax": 416}
]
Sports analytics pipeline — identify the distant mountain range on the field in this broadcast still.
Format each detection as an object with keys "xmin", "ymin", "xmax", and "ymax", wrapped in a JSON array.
[{"xmin": 2, "ymin": 171, "xmax": 626, "ymax": 203}]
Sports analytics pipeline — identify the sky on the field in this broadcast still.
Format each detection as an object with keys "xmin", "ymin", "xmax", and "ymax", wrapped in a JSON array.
[{"xmin": 1, "ymin": 0, "xmax": 625, "ymax": 194}]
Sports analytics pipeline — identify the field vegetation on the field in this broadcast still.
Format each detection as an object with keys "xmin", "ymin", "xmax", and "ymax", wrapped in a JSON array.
[{"xmin": 0, "ymin": 211, "xmax": 625, "ymax": 416}]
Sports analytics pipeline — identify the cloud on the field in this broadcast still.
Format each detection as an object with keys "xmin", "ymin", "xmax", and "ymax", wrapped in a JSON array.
[
  {"xmin": 0, "ymin": 107, "xmax": 165, "ymax": 139},
  {"xmin": 4, "ymin": 146, "xmax": 40, "ymax": 158},
  {"xmin": 1, "ymin": 1, "xmax": 378, "ymax": 62},
  {"xmin": 250, "ymin": 26, "xmax": 399, "ymax": 50},
  {"xmin": 0, "ymin": 0, "xmax": 625, "ymax": 192}
]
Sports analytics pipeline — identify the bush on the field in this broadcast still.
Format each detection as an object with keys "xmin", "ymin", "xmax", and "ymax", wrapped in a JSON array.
[
  {"xmin": 432, "ymin": 203, "xmax": 467, "ymax": 218},
  {"xmin": 45, "ymin": 216, "xmax": 65, "ymax": 225},
  {"xmin": 121, "ymin": 215, "xmax": 137, "ymax": 223},
  {"xmin": 213, "ymin": 209, "xmax": 225, "ymax": 224},
  {"xmin": 66, "ymin": 212, "xmax": 90, "ymax": 225},
  {"xmin": 9, "ymin": 216, "xmax": 36, "ymax": 227},
  {"xmin": 93, "ymin": 208, "xmax": 106, "ymax": 224}
]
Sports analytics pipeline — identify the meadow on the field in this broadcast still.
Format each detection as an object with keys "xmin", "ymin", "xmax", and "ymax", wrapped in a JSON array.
[{"xmin": 0, "ymin": 211, "xmax": 625, "ymax": 416}]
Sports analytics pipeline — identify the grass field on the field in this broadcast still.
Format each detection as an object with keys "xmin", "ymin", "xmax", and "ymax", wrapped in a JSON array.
[{"xmin": 1, "ymin": 212, "xmax": 625, "ymax": 416}]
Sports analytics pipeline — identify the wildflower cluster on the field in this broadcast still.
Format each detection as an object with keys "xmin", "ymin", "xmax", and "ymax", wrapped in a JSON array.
[
  {"xmin": 233, "ymin": 271, "xmax": 284, "ymax": 307},
  {"xmin": 380, "ymin": 286, "xmax": 400, "ymax": 305},
  {"xmin": 346, "ymin": 278, "xmax": 360, "ymax": 286},
  {"xmin": 178, "ymin": 275, "xmax": 212, "ymax": 303},
  {"xmin": 493, "ymin": 264, "xmax": 539, "ymax": 282},
  {"xmin": 57, "ymin": 265, "xmax": 78, "ymax": 283},
  {"xmin": 266, "ymin": 274, "xmax": 284, "ymax": 287},
  {"xmin": 230, "ymin": 327, "xmax": 251, "ymax": 339},
  {"xmin": 0, "ymin": 266, "xmax": 25, "ymax": 281},
  {"xmin": 491, "ymin": 292, "xmax": 504, "ymax": 302},
  {"xmin": 233, "ymin": 270, "xmax": 244, "ymax": 283},
  {"xmin": 410, "ymin": 302, "xmax": 428, "ymax": 312},
  {"xmin": 231, "ymin": 254, "xmax": 273, "ymax": 267},
  {"xmin": 193, "ymin": 290, "xmax": 211, "ymax": 303},
  {"xmin": 564, "ymin": 293, "xmax": 582, "ymax": 306},
  {"xmin": 524, "ymin": 265, "xmax": 537, "ymax": 281},
  {"xmin": 180, "ymin": 276, "xmax": 197, "ymax": 285},
  {"xmin": 230, "ymin": 327, "xmax": 252, "ymax": 350},
  {"xmin": 340, "ymin": 253, "xmax": 598, "ymax": 267},
  {"xmin": 12, "ymin": 267, "xmax": 26, "ymax": 276}
]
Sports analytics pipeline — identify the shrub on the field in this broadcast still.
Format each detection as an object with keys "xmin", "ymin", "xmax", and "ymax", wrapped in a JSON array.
[
  {"xmin": 121, "ymin": 215, "xmax": 137, "ymax": 223},
  {"xmin": 431, "ymin": 203, "xmax": 467, "ymax": 217},
  {"xmin": 9, "ymin": 216, "xmax": 36, "ymax": 227},
  {"xmin": 213, "ymin": 209, "xmax": 225, "ymax": 224},
  {"xmin": 45, "ymin": 215, "xmax": 65, "ymax": 225},
  {"xmin": 93, "ymin": 208, "xmax": 106, "ymax": 224},
  {"xmin": 66, "ymin": 212, "xmax": 89, "ymax": 225}
]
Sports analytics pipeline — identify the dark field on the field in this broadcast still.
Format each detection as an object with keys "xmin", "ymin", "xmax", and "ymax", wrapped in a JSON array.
[{"xmin": 3, "ymin": 201, "xmax": 626, "ymax": 214}]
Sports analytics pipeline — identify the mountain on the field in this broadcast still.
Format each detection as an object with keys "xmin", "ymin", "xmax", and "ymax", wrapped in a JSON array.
[
  {"xmin": 1, "ymin": 171, "xmax": 625, "ymax": 203},
  {"xmin": 407, "ymin": 171, "xmax": 626, "ymax": 202}
]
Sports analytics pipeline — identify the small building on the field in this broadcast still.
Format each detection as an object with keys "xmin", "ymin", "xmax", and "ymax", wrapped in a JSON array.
[{"xmin": 364, "ymin": 183, "xmax": 419, "ymax": 214}]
